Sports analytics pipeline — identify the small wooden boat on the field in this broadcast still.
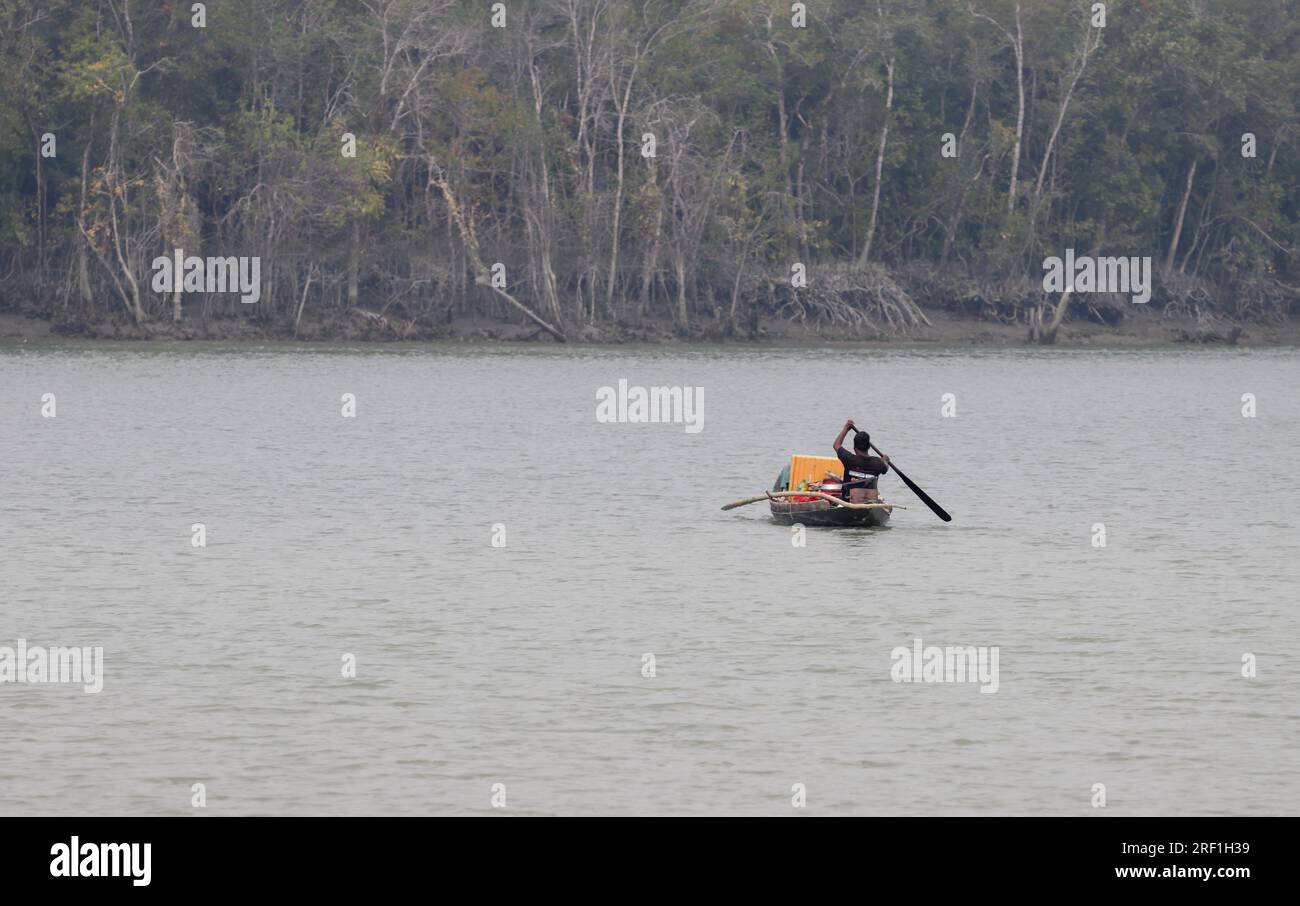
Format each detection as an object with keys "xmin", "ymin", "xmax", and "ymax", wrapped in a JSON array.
[
  {"xmin": 721, "ymin": 487, "xmax": 897, "ymax": 527},
  {"xmin": 720, "ymin": 453, "xmax": 897, "ymax": 527},
  {"xmin": 768, "ymin": 495, "xmax": 892, "ymax": 528},
  {"xmin": 722, "ymin": 440, "xmax": 950, "ymax": 527}
]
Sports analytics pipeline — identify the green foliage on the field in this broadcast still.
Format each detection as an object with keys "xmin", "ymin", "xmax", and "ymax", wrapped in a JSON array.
[{"xmin": 0, "ymin": 0, "xmax": 1295, "ymax": 325}]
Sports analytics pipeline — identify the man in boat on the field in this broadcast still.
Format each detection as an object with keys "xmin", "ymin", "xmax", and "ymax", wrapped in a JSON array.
[{"xmin": 832, "ymin": 419, "xmax": 890, "ymax": 503}]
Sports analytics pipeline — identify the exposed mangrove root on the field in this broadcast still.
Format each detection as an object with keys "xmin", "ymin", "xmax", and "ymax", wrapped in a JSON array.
[{"xmin": 744, "ymin": 263, "xmax": 929, "ymax": 336}]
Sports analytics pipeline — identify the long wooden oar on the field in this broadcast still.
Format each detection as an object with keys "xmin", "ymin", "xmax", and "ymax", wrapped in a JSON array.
[{"xmin": 864, "ymin": 434, "xmax": 952, "ymax": 522}]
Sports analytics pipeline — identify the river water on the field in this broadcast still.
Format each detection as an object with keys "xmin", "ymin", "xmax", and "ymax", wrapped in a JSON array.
[{"xmin": 1, "ymin": 341, "xmax": 1297, "ymax": 815}]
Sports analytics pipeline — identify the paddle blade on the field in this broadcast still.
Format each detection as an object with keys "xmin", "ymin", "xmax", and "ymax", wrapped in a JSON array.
[{"xmin": 890, "ymin": 464, "xmax": 952, "ymax": 522}]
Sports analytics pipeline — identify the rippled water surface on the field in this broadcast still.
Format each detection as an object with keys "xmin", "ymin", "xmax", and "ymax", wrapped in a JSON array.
[{"xmin": 2, "ymin": 341, "xmax": 1297, "ymax": 815}]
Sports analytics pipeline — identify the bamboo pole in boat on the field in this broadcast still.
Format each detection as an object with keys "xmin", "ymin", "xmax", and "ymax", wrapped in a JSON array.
[{"xmin": 721, "ymin": 490, "xmax": 900, "ymax": 512}]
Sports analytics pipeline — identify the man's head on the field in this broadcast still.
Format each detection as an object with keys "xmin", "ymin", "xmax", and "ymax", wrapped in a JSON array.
[{"xmin": 852, "ymin": 431, "xmax": 871, "ymax": 453}]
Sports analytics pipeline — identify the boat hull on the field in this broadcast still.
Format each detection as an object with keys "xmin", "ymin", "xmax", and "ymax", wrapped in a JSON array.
[{"xmin": 768, "ymin": 498, "xmax": 891, "ymax": 528}]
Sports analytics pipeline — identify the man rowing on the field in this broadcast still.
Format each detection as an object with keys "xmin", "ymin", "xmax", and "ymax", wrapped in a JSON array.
[{"xmin": 832, "ymin": 419, "xmax": 890, "ymax": 503}]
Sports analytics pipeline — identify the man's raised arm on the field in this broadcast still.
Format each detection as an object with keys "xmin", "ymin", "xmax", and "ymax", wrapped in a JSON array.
[{"xmin": 833, "ymin": 419, "xmax": 855, "ymax": 453}]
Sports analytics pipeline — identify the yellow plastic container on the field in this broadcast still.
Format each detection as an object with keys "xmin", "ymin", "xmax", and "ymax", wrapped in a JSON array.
[{"xmin": 788, "ymin": 455, "xmax": 842, "ymax": 491}]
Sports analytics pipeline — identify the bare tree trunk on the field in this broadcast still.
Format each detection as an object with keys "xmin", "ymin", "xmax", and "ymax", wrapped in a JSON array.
[
  {"xmin": 106, "ymin": 112, "xmax": 145, "ymax": 323},
  {"xmin": 729, "ymin": 220, "xmax": 764, "ymax": 325},
  {"xmin": 958, "ymin": 58, "xmax": 978, "ymax": 149},
  {"xmin": 762, "ymin": 22, "xmax": 795, "ymax": 250},
  {"xmin": 1007, "ymin": 5, "xmax": 1024, "ymax": 213},
  {"xmin": 35, "ymin": 127, "xmax": 46, "ymax": 284},
  {"xmin": 1266, "ymin": 131, "xmax": 1281, "ymax": 174},
  {"xmin": 1179, "ymin": 171, "xmax": 1219, "ymax": 275},
  {"xmin": 294, "ymin": 265, "xmax": 316, "ymax": 337},
  {"xmin": 151, "ymin": 122, "xmax": 202, "ymax": 323},
  {"xmin": 856, "ymin": 55, "xmax": 894, "ymax": 267},
  {"xmin": 1034, "ymin": 22, "xmax": 1099, "ymax": 201},
  {"xmin": 347, "ymin": 219, "xmax": 360, "ymax": 308},
  {"xmin": 108, "ymin": 201, "xmax": 145, "ymax": 323},
  {"xmin": 434, "ymin": 175, "xmax": 566, "ymax": 342},
  {"xmin": 674, "ymin": 254, "xmax": 688, "ymax": 328},
  {"xmin": 1038, "ymin": 287, "xmax": 1072, "ymax": 344},
  {"xmin": 975, "ymin": 4, "xmax": 1026, "ymax": 213},
  {"xmin": 1040, "ymin": 232, "xmax": 1102, "ymax": 344},
  {"xmin": 1166, "ymin": 158, "xmax": 1197, "ymax": 271},
  {"xmin": 77, "ymin": 142, "xmax": 93, "ymax": 312},
  {"xmin": 639, "ymin": 154, "xmax": 663, "ymax": 320},
  {"xmin": 526, "ymin": 48, "xmax": 564, "ymax": 323},
  {"xmin": 605, "ymin": 55, "xmax": 638, "ymax": 317},
  {"xmin": 775, "ymin": 69, "xmax": 792, "ymax": 224},
  {"xmin": 564, "ymin": 0, "xmax": 608, "ymax": 321}
]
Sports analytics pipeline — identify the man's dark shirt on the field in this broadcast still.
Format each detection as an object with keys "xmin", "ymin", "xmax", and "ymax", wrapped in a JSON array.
[{"xmin": 836, "ymin": 448, "xmax": 888, "ymax": 489}]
